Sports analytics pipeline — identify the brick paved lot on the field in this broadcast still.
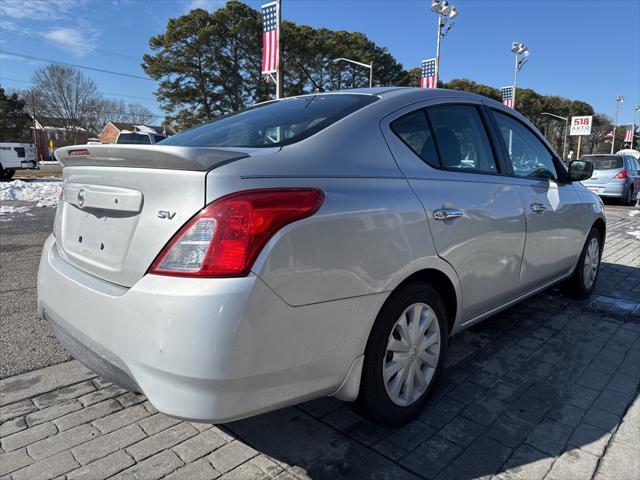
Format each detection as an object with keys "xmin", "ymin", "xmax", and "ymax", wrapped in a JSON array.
[{"xmin": 1, "ymin": 206, "xmax": 638, "ymax": 480}]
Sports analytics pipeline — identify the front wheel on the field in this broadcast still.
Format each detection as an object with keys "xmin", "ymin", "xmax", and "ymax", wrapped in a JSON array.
[
  {"xmin": 562, "ymin": 227, "xmax": 602, "ymax": 298},
  {"xmin": 0, "ymin": 168, "xmax": 15, "ymax": 180},
  {"xmin": 358, "ymin": 282, "xmax": 448, "ymax": 425}
]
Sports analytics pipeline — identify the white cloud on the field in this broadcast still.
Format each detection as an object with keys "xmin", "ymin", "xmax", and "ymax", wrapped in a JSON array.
[
  {"xmin": 185, "ymin": 0, "xmax": 226, "ymax": 12},
  {"xmin": 42, "ymin": 27, "xmax": 98, "ymax": 56},
  {"xmin": 0, "ymin": 0, "xmax": 84, "ymax": 20}
]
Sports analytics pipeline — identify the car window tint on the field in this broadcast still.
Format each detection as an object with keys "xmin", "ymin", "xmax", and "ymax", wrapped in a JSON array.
[
  {"xmin": 584, "ymin": 156, "xmax": 624, "ymax": 170},
  {"xmin": 493, "ymin": 111, "xmax": 557, "ymax": 180},
  {"xmin": 390, "ymin": 110, "xmax": 439, "ymax": 168},
  {"xmin": 427, "ymin": 105, "xmax": 497, "ymax": 173},
  {"xmin": 161, "ymin": 94, "xmax": 378, "ymax": 148}
]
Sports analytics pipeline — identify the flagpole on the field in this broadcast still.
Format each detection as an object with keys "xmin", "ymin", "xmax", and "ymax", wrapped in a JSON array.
[
  {"xmin": 276, "ymin": 0, "xmax": 282, "ymax": 99},
  {"xmin": 434, "ymin": 14, "xmax": 442, "ymax": 87}
]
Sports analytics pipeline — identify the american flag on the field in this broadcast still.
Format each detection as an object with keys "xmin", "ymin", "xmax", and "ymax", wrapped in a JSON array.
[
  {"xmin": 501, "ymin": 86, "xmax": 514, "ymax": 108},
  {"xmin": 624, "ymin": 124, "xmax": 634, "ymax": 143},
  {"xmin": 261, "ymin": 2, "xmax": 278, "ymax": 74},
  {"xmin": 420, "ymin": 59, "xmax": 437, "ymax": 89}
]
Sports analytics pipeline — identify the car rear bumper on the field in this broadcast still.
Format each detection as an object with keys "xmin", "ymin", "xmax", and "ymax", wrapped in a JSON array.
[
  {"xmin": 582, "ymin": 182, "xmax": 626, "ymax": 198},
  {"xmin": 20, "ymin": 161, "xmax": 37, "ymax": 169},
  {"xmin": 38, "ymin": 235, "xmax": 379, "ymax": 422}
]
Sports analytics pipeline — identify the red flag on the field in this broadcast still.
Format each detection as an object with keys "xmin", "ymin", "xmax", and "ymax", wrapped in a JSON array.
[
  {"xmin": 624, "ymin": 124, "xmax": 634, "ymax": 142},
  {"xmin": 501, "ymin": 86, "xmax": 514, "ymax": 108},
  {"xmin": 261, "ymin": 2, "xmax": 278, "ymax": 74},
  {"xmin": 420, "ymin": 59, "xmax": 437, "ymax": 89}
]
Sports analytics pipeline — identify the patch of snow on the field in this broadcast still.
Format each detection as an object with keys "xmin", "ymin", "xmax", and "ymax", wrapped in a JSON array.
[
  {"xmin": 629, "ymin": 210, "xmax": 639, "ymax": 217},
  {"xmin": 0, "ymin": 179, "xmax": 62, "ymax": 207},
  {"xmin": 133, "ymin": 125, "xmax": 155, "ymax": 134},
  {"xmin": 0, "ymin": 205, "xmax": 32, "ymax": 215},
  {"xmin": 627, "ymin": 230, "xmax": 640, "ymax": 240}
]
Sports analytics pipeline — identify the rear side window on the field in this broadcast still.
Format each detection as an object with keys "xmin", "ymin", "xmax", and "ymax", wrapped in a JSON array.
[
  {"xmin": 493, "ymin": 111, "xmax": 557, "ymax": 180},
  {"xmin": 584, "ymin": 156, "xmax": 624, "ymax": 170},
  {"xmin": 390, "ymin": 110, "xmax": 439, "ymax": 168},
  {"xmin": 427, "ymin": 105, "xmax": 497, "ymax": 173},
  {"xmin": 162, "ymin": 94, "xmax": 378, "ymax": 148},
  {"xmin": 13, "ymin": 147, "xmax": 25, "ymax": 158}
]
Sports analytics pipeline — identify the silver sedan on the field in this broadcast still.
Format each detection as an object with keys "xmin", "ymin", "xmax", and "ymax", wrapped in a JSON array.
[{"xmin": 38, "ymin": 88, "xmax": 604, "ymax": 425}]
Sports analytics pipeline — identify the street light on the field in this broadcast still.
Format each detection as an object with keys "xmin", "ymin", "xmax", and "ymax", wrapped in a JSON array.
[
  {"xmin": 430, "ymin": 0, "xmax": 459, "ymax": 86},
  {"xmin": 541, "ymin": 112, "xmax": 569, "ymax": 160},
  {"xmin": 510, "ymin": 41, "xmax": 530, "ymax": 109},
  {"xmin": 610, "ymin": 95, "xmax": 624, "ymax": 154},
  {"xmin": 632, "ymin": 104, "xmax": 640, "ymax": 150},
  {"xmin": 332, "ymin": 57, "xmax": 373, "ymax": 88}
]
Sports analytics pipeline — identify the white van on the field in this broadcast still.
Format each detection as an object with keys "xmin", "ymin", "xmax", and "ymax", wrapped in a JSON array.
[{"xmin": 0, "ymin": 142, "xmax": 37, "ymax": 179}]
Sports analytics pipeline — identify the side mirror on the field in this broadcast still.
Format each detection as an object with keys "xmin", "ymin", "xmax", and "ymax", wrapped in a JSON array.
[{"xmin": 569, "ymin": 160, "xmax": 594, "ymax": 182}]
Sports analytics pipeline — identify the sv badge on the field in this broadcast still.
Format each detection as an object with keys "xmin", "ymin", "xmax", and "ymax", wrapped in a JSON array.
[{"xmin": 157, "ymin": 210, "xmax": 176, "ymax": 220}]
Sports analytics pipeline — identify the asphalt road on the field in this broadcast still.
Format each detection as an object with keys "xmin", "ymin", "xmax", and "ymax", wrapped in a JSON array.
[{"xmin": 0, "ymin": 198, "xmax": 638, "ymax": 379}]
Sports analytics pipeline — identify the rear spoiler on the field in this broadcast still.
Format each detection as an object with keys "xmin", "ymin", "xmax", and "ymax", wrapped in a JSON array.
[{"xmin": 54, "ymin": 144, "xmax": 249, "ymax": 171}]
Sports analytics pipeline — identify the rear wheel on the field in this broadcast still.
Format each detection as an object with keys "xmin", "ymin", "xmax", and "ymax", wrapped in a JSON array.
[
  {"xmin": 624, "ymin": 186, "xmax": 634, "ymax": 206},
  {"xmin": 562, "ymin": 227, "xmax": 602, "ymax": 298},
  {"xmin": 358, "ymin": 282, "xmax": 448, "ymax": 425}
]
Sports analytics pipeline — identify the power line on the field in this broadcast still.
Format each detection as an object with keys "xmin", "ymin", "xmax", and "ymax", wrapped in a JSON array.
[
  {"xmin": 27, "ymin": 102, "xmax": 165, "ymax": 118},
  {"xmin": 0, "ymin": 77, "xmax": 156, "ymax": 102},
  {"xmin": 0, "ymin": 28, "xmax": 141, "ymax": 62},
  {"xmin": 1, "ymin": 51, "xmax": 154, "ymax": 81}
]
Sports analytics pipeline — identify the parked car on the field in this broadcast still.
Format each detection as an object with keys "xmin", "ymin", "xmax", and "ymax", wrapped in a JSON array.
[
  {"xmin": 116, "ymin": 131, "xmax": 167, "ymax": 145},
  {"xmin": 38, "ymin": 88, "xmax": 604, "ymax": 426},
  {"xmin": 0, "ymin": 142, "xmax": 37, "ymax": 179},
  {"xmin": 579, "ymin": 154, "xmax": 640, "ymax": 206}
]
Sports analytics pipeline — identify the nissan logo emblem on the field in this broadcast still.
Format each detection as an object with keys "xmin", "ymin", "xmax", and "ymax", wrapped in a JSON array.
[{"xmin": 77, "ymin": 189, "xmax": 86, "ymax": 208}]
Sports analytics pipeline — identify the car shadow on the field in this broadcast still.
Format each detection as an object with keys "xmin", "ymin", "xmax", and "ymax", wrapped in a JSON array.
[{"xmin": 223, "ymin": 266, "xmax": 639, "ymax": 479}]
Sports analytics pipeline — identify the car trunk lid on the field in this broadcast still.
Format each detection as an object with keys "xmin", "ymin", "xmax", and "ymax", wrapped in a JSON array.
[{"xmin": 53, "ymin": 144, "xmax": 249, "ymax": 287}]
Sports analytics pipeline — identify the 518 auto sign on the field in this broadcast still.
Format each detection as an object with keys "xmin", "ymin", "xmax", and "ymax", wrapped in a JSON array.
[{"xmin": 570, "ymin": 116, "xmax": 593, "ymax": 136}]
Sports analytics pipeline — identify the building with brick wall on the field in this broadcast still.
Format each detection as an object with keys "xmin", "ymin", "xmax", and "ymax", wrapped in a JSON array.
[
  {"xmin": 30, "ymin": 117, "xmax": 89, "ymax": 161},
  {"xmin": 99, "ymin": 122, "xmax": 176, "ymax": 144}
]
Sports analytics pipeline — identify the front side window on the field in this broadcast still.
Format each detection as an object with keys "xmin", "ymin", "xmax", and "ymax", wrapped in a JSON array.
[
  {"xmin": 426, "ymin": 105, "xmax": 498, "ymax": 173},
  {"xmin": 161, "ymin": 94, "xmax": 378, "ymax": 148},
  {"xmin": 493, "ymin": 111, "xmax": 558, "ymax": 180},
  {"xmin": 390, "ymin": 110, "xmax": 439, "ymax": 168}
]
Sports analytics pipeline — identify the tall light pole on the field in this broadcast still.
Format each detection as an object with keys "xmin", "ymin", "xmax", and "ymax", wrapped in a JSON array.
[
  {"xmin": 332, "ymin": 58, "xmax": 373, "ymax": 88},
  {"xmin": 430, "ymin": 0, "xmax": 459, "ymax": 86},
  {"xmin": 541, "ymin": 112, "xmax": 569, "ymax": 160},
  {"xmin": 611, "ymin": 95, "xmax": 624, "ymax": 154},
  {"xmin": 632, "ymin": 104, "xmax": 640, "ymax": 150},
  {"xmin": 510, "ymin": 42, "xmax": 530, "ymax": 109}
]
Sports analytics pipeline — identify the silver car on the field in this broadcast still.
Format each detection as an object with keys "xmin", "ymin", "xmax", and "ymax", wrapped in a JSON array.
[
  {"xmin": 580, "ymin": 154, "xmax": 640, "ymax": 205},
  {"xmin": 38, "ymin": 88, "xmax": 604, "ymax": 425}
]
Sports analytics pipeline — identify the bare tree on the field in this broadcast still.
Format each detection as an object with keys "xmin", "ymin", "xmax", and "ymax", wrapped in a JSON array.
[
  {"xmin": 126, "ymin": 103, "xmax": 155, "ymax": 125},
  {"xmin": 31, "ymin": 64, "xmax": 100, "ymax": 143}
]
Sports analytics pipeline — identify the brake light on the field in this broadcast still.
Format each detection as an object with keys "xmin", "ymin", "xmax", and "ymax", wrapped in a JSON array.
[
  {"xmin": 68, "ymin": 149, "xmax": 91, "ymax": 157},
  {"xmin": 149, "ymin": 188, "xmax": 325, "ymax": 277},
  {"xmin": 613, "ymin": 169, "xmax": 628, "ymax": 179}
]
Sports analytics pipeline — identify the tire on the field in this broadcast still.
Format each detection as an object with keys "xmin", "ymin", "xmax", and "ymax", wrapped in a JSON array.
[
  {"xmin": 623, "ymin": 186, "xmax": 634, "ymax": 206},
  {"xmin": 562, "ymin": 227, "xmax": 602, "ymax": 298},
  {"xmin": 0, "ymin": 168, "xmax": 15, "ymax": 180},
  {"xmin": 358, "ymin": 281, "xmax": 448, "ymax": 425}
]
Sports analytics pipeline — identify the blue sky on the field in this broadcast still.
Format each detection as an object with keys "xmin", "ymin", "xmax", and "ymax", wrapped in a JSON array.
[{"xmin": 1, "ymin": 0, "xmax": 638, "ymax": 125}]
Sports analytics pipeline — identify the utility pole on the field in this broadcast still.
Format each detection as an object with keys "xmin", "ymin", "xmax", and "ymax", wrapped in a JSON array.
[
  {"xmin": 435, "ymin": 14, "xmax": 443, "ymax": 85},
  {"xmin": 275, "ymin": 0, "xmax": 283, "ymax": 99},
  {"xmin": 611, "ymin": 96, "xmax": 624, "ymax": 154},
  {"xmin": 30, "ymin": 90, "xmax": 39, "ymax": 160},
  {"xmin": 430, "ymin": 1, "xmax": 458, "ymax": 87},
  {"xmin": 510, "ymin": 42, "xmax": 529, "ymax": 110}
]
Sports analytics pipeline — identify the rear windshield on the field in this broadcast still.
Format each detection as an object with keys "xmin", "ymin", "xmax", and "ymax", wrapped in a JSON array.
[
  {"xmin": 160, "ymin": 94, "xmax": 378, "ymax": 148},
  {"xmin": 585, "ymin": 156, "xmax": 624, "ymax": 170},
  {"xmin": 117, "ymin": 133, "xmax": 151, "ymax": 144}
]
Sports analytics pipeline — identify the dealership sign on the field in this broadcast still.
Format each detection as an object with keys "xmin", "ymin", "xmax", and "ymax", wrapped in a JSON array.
[{"xmin": 570, "ymin": 116, "xmax": 593, "ymax": 136}]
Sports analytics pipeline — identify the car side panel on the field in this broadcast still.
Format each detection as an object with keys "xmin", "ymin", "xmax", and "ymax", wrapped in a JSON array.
[{"xmin": 208, "ymin": 175, "xmax": 437, "ymax": 306}]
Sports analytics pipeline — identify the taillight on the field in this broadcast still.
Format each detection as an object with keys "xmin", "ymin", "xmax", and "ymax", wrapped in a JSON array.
[
  {"xmin": 149, "ymin": 188, "xmax": 325, "ymax": 277},
  {"xmin": 613, "ymin": 170, "xmax": 628, "ymax": 179}
]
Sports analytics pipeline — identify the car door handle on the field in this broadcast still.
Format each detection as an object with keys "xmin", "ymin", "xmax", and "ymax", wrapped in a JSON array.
[
  {"xmin": 433, "ymin": 208, "xmax": 464, "ymax": 221},
  {"xmin": 530, "ymin": 202, "xmax": 546, "ymax": 213}
]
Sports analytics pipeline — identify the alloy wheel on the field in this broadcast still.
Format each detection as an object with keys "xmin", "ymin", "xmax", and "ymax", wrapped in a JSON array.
[
  {"xmin": 583, "ymin": 237, "xmax": 600, "ymax": 289},
  {"xmin": 383, "ymin": 302, "xmax": 441, "ymax": 407}
]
